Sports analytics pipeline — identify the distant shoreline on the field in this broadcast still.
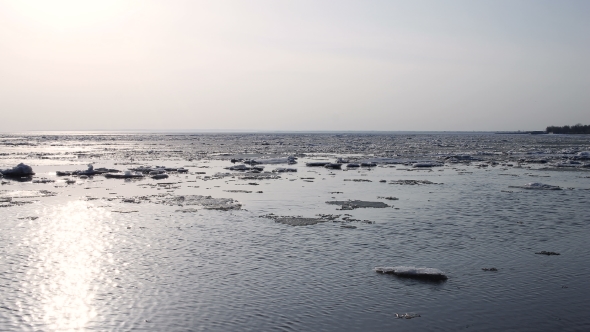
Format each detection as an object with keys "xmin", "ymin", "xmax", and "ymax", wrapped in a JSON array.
[
  {"xmin": 546, "ymin": 124, "xmax": 590, "ymax": 135},
  {"xmin": 1, "ymin": 129, "xmax": 588, "ymax": 135},
  {"xmin": 495, "ymin": 131, "xmax": 547, "ymax": 135}
]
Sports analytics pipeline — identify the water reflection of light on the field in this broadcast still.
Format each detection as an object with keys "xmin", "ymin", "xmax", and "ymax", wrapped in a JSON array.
[{"xmin": 25, "ymin": 201, "xmax": 111, "ymax": 331}]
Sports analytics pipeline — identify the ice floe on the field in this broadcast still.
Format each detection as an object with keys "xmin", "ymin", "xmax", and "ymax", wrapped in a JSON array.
[
  {"xmin": 389, "ymin": 180, "xmax": 439, "ymax": 185},
  {"xmin": 413, "ymin": 162, "xmax": 443, "ymax": 168},
  {"xmin": 374, "ymin": 266, "xmax": 448, "ymax": 280},
  {"xmin": 326, "ymin": 200, "xmax": 390, "ymax": 210},
  {"xmin": 306, "ymin": 162, "xmax": 331, "ymax": 167},
  {"xmin": 244, "ymin": 156, "xmax": 297, "ymax": 165},
  {"xmin": 509, "ymin": 182, "xmax": 561, "ymax": 190},
  {"xmin": 272, "ymin": 167, "xmax": 297, "ymax": 173},
  {"xmin": 160, "ymin": 195, "xmax": 241, "ymax": 210},
  {"xmin": 324, "ymin": 163, "xmax": 342, "ymax": 169},
  {"xmin": 105, "ymin": 171, "xmax": 145, "ymax": 179},
  {"xmin": 1, "ymin": 163, "xmax": 34, "ymax": 177}
]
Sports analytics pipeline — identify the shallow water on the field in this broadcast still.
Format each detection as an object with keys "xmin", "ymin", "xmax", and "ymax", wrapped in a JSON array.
[{"xmin": 1, "ymin": 132, "xmax": 590, "ymax": 331}]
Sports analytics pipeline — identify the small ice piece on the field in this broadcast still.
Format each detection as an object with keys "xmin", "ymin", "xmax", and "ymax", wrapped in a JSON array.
[
  {"xmin": 306, "ymin": 162, "xmax": 331, "ymax": 167},
  {"xmin": 1, "ymin": 163, "xmax": 35, "ymax": 177},
  {"xmin": 395, "ymin": 313, "xmax": 421, "ymax": 319},
  {"xmin": 326, "ymin": 200, "xmax": 390, "ymax": 210},
  {"xmin": 374, "ymin": 266, "xmax": 448, "ymax": 280},
  {"xmin": 105, "ymin": 171, "xmax": 144, "ymax": 179},
  {"xmin": 554, "ymin": 160, "xmax": 582, "ymax": 167},
  {"xmin": 149, "ymin": 168, "xmax": 166, "ymax": 175},
  {"xmin": 245, "ymin": 156, "xmax": 297, "ymax": 165},
  {"xmin": 360, "ymin": 162, "xmax": 376, "ymax": 167},
  {"xmin": 225, "ymin": 164, "xmax": 252, "ymax": 171},
  {"xmin": 511, "ymin": 182, "xmax": 561, "ymax": 190},
  {"xmin": 412, "ymin": 162, "xmax": 443, "ymax": 168},
  {"xmin": 151, "ymin": 174, "xmax": 169, "ymax": 180},
  {"xmin": 273, "ymin": 168, "xmax": 297, "ymax": 173},
  {"xmin": 535, "ymin": 251, "xmax": 560, "ymax": 256},
  {"xmin": 346, "ymin": 163, "xmax": 360, "ymax": 168},
  {"xmin": 78, "ymin": 164, "xmax": 97, "ymax": 176},
  {"xmin": 324, "ymin": 163, "xmax": 342, "ymax": 169}
]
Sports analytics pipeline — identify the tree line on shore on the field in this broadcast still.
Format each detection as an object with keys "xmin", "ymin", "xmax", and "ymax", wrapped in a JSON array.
[{"xmin": 546, "ymin": 124, "xmax": 590, "ymax": 134}]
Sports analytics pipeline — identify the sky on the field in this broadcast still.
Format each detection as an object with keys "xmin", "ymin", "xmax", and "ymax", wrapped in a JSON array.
[{"xmin": 0, "ymin": 0, "xmax": 589, "ymax": 132}]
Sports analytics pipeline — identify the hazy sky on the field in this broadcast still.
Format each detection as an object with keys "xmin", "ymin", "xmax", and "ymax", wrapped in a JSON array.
[{"xmin": 1, "ymin": 0, "xmax": 588, "ymax": 131}]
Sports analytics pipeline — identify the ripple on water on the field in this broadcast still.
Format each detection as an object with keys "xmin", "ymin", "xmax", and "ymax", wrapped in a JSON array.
[{"xmin": 1, "ymin": 133, "xmax": 590, "ymax": 331}]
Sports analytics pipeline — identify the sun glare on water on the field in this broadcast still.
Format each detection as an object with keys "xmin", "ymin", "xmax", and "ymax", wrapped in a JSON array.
[{"xmin": 23, "ymin": 201, "xmax": 113, "ymax": 331}]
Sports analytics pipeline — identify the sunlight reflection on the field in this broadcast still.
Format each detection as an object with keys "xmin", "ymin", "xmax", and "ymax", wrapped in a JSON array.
[{"xmin": 25, "ymin": 201, "xmax": 112, "ymax": 331}]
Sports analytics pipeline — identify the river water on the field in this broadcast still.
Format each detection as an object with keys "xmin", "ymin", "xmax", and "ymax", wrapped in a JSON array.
[{"xmin": 1, "ymin": 132, "xmax": 589, "ymax": 331}]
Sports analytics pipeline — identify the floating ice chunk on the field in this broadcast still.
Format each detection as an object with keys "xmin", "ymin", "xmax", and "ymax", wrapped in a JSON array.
[
  {"xmin": 226, "ymin": 164, "xmax": 250, "ymax": 171},
  {"xmin": 395, "ymin": 313, "xmax": 421, "ymax": 319},
  {"xmin": 360, "ymin": 162, "xmax": 377, "ymax": 167},
  {"xmin": 105, "ymin": 171, "xmax": 144, "ymax": 179},
  {"xmin": 161, "ymin": 195, "xmax": 241, "ymax": 210},
  {"xmin": 510, "ymin": 182, "xmax": 561, "ymax": 190},
  {"xmin": 129, "ymin": 166, "xmax": 182, "ymax": 174},
  {"xmin": 272, "ymin": 167, "xmax": 297, "ymax": 173},
  {"xmin": 554, "ymin": 160, "xmax": 582, "ymax": 167},
  {"xmin": 151, "ymin": 174, "xmax": 169, "ymax": 180},
  {"xmin": 389, "ymin": 179, "xmax": 438, "ymax": 185},
  {"xmin": 69, "ymin": 164, "xmax": 120, "ymax": 176},
  {"xmin": 78, "ymin": 164, "xmax": 97, "ymax": 175},
  {"xmin": 360, "ymin": 157, "xmax": 406, "ymax": 164},
  {"xmin": 535, "ymin": 251, "xmax": 560, "ymax": 256},
  {"xmin": 412, "ymin": 162, "xmax": 443, "ymax": 168},
  {"xmin": 225, "ymin": 164, "xmax": 265, "ymax": 171},
  {"xmin": 245, "ymin": 156, "xmax": 297, "ymax": 165},
  {"xmin": 306, "ymin": 162, "xmax": 331, "ymax": 167},
  {"xmin": 263, "ymin": 216, "xmax": 328, "ymax": 226},
  {"xmin": 326, "ymin": 200, "xmax": 390, "ymax": 210},
  {"xmin": 375, "ymin": 266, "xmax": 448, "ymax": 280},
  {"xmin": 129, "ymin": 166, "xmax": 155, "ymax": 173},
  {"xmin": 324, "ymin": 163, "xmax": 342, "ymax": 169},
  {"xmin": 1, "ymin": 163, "xmax": 34, "ymax": 177}
]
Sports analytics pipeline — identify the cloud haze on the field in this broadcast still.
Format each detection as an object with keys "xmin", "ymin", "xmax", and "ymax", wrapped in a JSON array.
[{"xmin": 1, "ymin": 0, "xmax": 588, "ymax": 131}]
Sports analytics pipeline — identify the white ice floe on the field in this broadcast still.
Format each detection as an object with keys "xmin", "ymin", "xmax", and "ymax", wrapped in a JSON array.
[
  {"xmin": 374, "ymin": 266, "xmax": 448, "ymax": 280},
  {"xmin": 510, "ymin": 182, "xmax": 562, "ymax": 190}
]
